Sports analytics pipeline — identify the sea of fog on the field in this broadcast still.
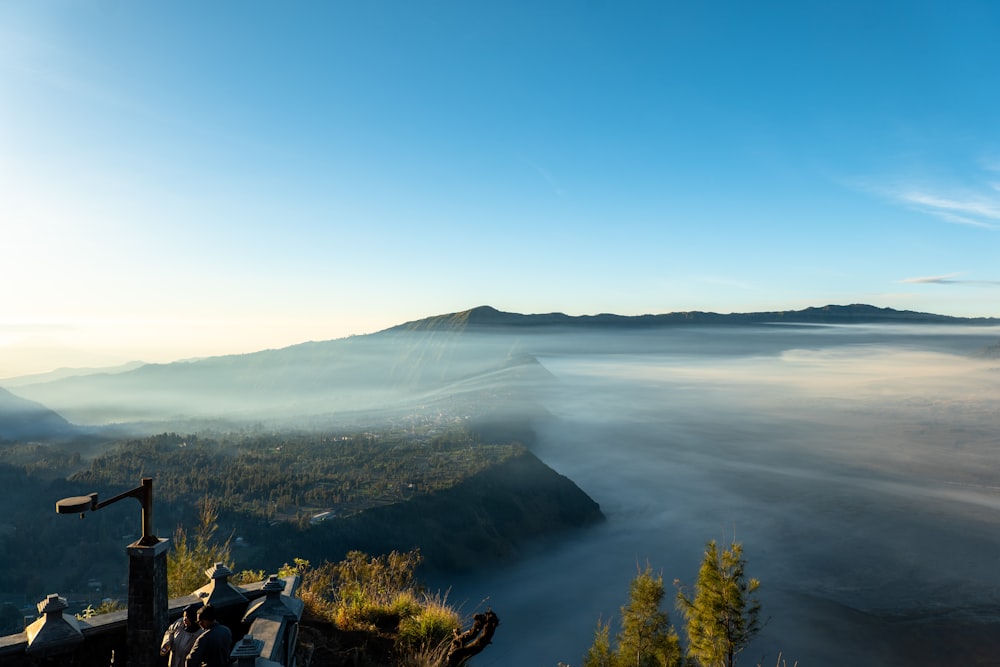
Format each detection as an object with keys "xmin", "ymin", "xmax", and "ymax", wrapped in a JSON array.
[{"xmin": 432, "ymin": 325, "xmax": 1000, "ymax": 667}]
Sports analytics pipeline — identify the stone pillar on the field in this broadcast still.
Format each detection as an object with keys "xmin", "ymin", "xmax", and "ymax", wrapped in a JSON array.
[
  {"xmin": 126, "ymin": 538, "xmax": 169, "ymax": 667},
  {"xmin": 231, "ymin": 633, "xmax": 264, "ymax": 667},
  {"xmin": 242, "ymin": 575, "xmax": 296, "ymax": 623},
  {"xmin": 201, "ymin": 562, "xmax": 248, "ymax": 609},
  {"xmin": 24, "ymin": 593, "xmax": 84, "ymax": 656}
]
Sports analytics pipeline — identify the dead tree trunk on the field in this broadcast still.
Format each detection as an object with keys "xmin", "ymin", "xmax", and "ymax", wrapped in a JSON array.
[{"xmin": 445, "ymin": 609, "xmax": 500, "ymax": 667}]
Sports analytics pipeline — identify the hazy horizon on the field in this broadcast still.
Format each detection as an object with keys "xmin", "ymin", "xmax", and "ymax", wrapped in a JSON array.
[{"xmin": 4, "ymin": 302, "xmax": 999, "ymax": 381}]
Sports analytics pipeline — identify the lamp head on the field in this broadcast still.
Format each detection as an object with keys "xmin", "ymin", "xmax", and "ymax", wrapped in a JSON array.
[{"xmin": 56, "ymin": 493, "xmax": 97, "ymax": 517}]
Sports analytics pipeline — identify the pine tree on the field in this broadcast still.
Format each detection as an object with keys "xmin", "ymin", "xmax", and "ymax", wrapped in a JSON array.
[
  {"xmin": 583, "ymin": 618, "xmax": 613, "ymax": 667},
  {"xmin": 584, "ymin": 564, "xmax": 682, "ymax": 667},
  {"xmin": 675, "ymin": 540, "xmax": 761, "ymax": 667}
]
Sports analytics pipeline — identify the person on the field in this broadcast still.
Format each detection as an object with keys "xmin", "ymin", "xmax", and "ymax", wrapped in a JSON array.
[
  {"xmin": 160, "ymin": 603, "xmax": 205, "ymax": 667},
  {"xmin": 185, "ymin": 603, "xmax": 233, "ymax": 667}
]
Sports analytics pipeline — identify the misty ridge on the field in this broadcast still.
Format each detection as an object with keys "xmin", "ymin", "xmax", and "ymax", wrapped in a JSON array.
[
  {"xmin": 6, "ymin": 303, "xmax": 999, "ymax": 430},
  {"xmin": 3, "ymin": 303, "xmax": 1000, "ymax": 666}
]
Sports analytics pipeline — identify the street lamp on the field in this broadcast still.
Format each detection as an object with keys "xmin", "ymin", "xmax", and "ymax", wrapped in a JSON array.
[
  {"xmin": 56, "ymin": 476, "xmax": 158, "ymax": 545},
  {"xmin": 56, "ymin": 477, "xmax": 168, "ymax": 667}
]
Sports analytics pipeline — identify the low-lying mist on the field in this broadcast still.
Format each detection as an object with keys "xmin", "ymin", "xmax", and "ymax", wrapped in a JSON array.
[
  {"xmin": 7, "ymin": 320, "xmax": 999, "ymax": 664},
  {"xmin": 434, "ymin": 324, "xmax": 1000, "ymax": 667}
]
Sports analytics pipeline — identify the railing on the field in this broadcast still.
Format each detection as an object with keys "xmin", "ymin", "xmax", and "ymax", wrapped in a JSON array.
[{"xmin": 0, "ymin": 567, "xmax": 303, "ymax": 667}]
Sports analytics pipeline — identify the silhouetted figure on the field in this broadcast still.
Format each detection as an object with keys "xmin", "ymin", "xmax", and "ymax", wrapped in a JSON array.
[
  {"xmin": 161, "ymin": 603, "xmax": 205, "ymax": 667},
  {"xmin": 185, "ymin": 604, "xmax": 232, "ymax": 667}
]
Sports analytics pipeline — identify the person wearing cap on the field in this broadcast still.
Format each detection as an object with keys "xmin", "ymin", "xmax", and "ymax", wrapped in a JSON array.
[{"xmin": 160, "ymin": 602, "xmax": 205, "ymax": 667}]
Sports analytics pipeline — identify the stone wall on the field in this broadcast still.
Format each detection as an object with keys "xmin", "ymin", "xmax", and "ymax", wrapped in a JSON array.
[{"xmin": 0, "ymin": 568, "xmax": 302, "ymax": 667}]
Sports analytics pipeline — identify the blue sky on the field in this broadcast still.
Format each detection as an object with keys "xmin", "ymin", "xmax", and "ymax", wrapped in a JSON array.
[{"xmin": 2, "ymin": 1, "xmax": 999, "ymax": 376}]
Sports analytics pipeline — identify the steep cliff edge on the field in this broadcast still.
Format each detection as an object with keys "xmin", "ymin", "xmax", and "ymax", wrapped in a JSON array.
[{"xmin": 254, "ymin": 450, "xmax": 604, "ymax": 572}]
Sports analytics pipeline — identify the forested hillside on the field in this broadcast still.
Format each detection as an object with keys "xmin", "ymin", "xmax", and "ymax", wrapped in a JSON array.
[
  {"xmin": 71, "ymin": 429, "xmax": 523, "ymax": 522},
  {"xmin": 0, "ymin": 418, "xmax": 602, "ymax": 632}
]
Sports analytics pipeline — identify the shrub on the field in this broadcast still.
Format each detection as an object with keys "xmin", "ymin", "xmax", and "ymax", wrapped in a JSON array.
[
  {"xmin": 397, "ymin": 592, "xmax": 460, "ymax": 647},
  {"xmin": 76, "ymin": 599, "xmax": 125, "ymax": 619},
  {"xmin": 167, "ymin": 498, "xmax": 233, "ymax": 597}
]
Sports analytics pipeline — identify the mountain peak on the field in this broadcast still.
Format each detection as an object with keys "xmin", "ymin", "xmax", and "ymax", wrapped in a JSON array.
[
  {"xmin": 389, "ymin": 305, "xmax": 550, "ymax": 332},
  {"xmin": 464, "ymin": 304, "xmax": 503, "ymax": 319}
]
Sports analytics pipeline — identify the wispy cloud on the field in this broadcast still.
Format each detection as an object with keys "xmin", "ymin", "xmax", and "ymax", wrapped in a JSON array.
[
  {"xmin": 894, "ymin": 190, "xmax": 1000, "ymax": 229},
  {"xmin": 869, "ymin": 159, "xmax": 1000, "ymax": 230},
  {"xmin": 900, "ymin": 274, "xmax": 1000, "ymax": 285}
]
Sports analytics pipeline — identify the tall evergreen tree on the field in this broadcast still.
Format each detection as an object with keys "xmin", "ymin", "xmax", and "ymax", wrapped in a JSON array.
[
  {"xmin": 583, "ymin": 618, "xmax": 613, "ymax": 667},
  {"xmin": 584, "ymin": 564, "xmax": 682, "ymax": 667},
  {"xmin": 675, "ymin": 540, "xmax": 761, "ymax": 667}
]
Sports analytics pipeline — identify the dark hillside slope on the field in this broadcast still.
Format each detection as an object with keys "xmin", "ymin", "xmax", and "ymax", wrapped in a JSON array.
[
  {"xmin": 0, "ymin": 387, "xmax": 78, "ymax": 441},
  {"xmin": 253, "ymin": 449, "xmax": 604, "ymax": 572}
]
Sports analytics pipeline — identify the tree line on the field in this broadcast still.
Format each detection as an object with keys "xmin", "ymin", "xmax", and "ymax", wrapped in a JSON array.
[{"xmin": 70, "ymin": 428, "xmax": 523, "ymax": 522}]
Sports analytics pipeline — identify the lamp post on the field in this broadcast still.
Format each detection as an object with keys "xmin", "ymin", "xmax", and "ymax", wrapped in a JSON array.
[{"xmin": 56, "ymin": 477, "xmax": 168, "ymax": 667}]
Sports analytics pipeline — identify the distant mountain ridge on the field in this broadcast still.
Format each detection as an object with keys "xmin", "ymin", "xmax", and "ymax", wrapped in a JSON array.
[
  {"xmin": 390, "ymin": 303, "xmax": 1000, "ymax": 332},
  {"xmin": 0, "ymin": 361, "xmax": 146, "ymax": 388},
  {"xmin": 6, "ymin": 303, "xmax": 999, "ymax": 428}
]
